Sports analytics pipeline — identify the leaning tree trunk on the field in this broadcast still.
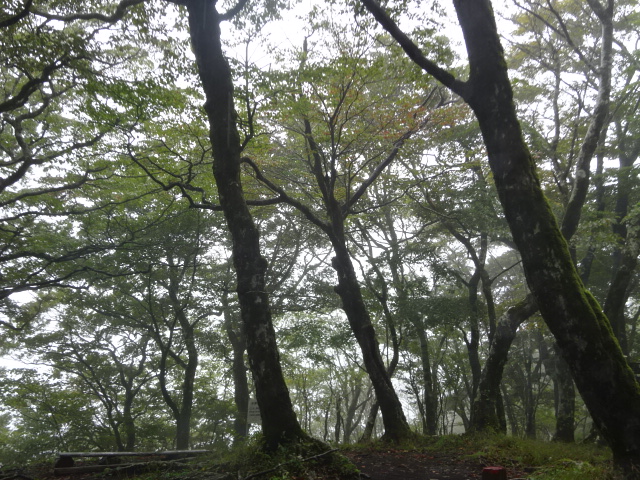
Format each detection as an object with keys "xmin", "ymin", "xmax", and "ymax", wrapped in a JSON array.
[
  {"xmin": 180, "ymin": 0, "xmax": 305, "ymax": 449},
  {"xmin": 470, "ymin": 0, "xmax": 611, "ymax": 437},
  {"xmin": 453, "ymin": 1, "xmax": 640, "ymax": 475},
  {"xmin": 469, "ymin": 295, "xmax": 537, "ymax": 433},
  {"xmin": 294, "ymin": 119, "xmax": 412, "ymax": 442},
  {"xmin": 359, "ymin": 0, "xmax": 640, "ymax": 475},
  {"xmin": 330, "ymin": 240, "xmax": 412, "ymax": 442}
]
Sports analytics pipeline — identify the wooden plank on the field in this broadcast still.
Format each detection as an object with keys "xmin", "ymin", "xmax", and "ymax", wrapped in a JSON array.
[
  {"xmin": 54, "ymin": 464, "xmax": 134, "ymax": 475},
  {"xmin": 56, "ymin": 450, "xmax": 208, "ymax": 457}
]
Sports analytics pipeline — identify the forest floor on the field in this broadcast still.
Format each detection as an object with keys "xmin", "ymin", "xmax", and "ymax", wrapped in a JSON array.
[
  {"xmin": 343, "ymin": 448, "xmax": 531, "ymax": 480},
  {"xmin": 6, "ymin": 448, "xmax": 533, "ymax": 480},
  {"xmin": 2, "ymin": 435, "xmax": 613, "ymax": 480}
]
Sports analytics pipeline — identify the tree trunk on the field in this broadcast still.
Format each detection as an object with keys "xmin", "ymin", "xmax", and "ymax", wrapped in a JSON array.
[
  {"xmin": 181, "ymin": 0, "xmax": 305, "ymax": 449},
  {"xmin": 229, "ymin": 321, "xmax": 249, "ymax": 441},
  {"xmin": 452, "ymin": 1, "xmax": 640, "ymax": 474},
  {"xmin": 469, "ymin": 295, "xmax": 537, "ymax": 433},
  {"xmin": 415, "ymin": 320, "xmax": 438, "ymax": 435},
  {"xmin": 495, "ymin": 390, "xmax": 507, "ymax": 434},
  {"xmin": 501, "ymin": 384, "xmax": 519, "ymax": 437},
  {"xmin": 359, "ymin": 401, "xmax": 379, "ymax": 443},
  {"xmin": 169, "ymin": 282, "xmax": 198, "ymax": 450},
  {"xmin": 295, "ymin": 117, "xmax": 411, "ymax": 442},
  {"xmin": 222, "ymin": 288, "xmax": 249, "ymax": 442},
  {"xmin": 122, "ymin": 386, "xmax": 137, "ymax": 451},
  {"xmin": 175, "ymin": 412, "xmax": 191, "ymax": 451},
  {"xmin": 330, "ymin": 241, "xmax": 412, "ymax": 442},
  {"xmin": 552, "ymin": 349, "xmax": 576, "ymax": 443},
  {"xmin": 176, "ymin": 360, "xmax": 195, "ymax": 451},
  {"xmin": 359, "ymin": 0, "xmax": 640, "ymax": 473},
  {"xmin": 343, "ymin": 383, "xmax": 364, "ymax": 444},
  {"xmin": 334, "ymin": 397, "xmax": 342, "ymax": 444},
  {"xmin": 465, "ymin": 270, "xmax": 482, "ymax": 403}
]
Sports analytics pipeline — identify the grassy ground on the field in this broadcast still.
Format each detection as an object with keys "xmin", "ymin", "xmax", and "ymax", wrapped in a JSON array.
[
  {"xmin": 1, "ymin": 433, "xmax": 616, "ymax": 480},
  {"xmin": 401, "ymin": 433, "xmax": 615, "ymax": 480},
  {"xmin": 211, "ymin": 433, "xmax": 615, "ymax": 480}
]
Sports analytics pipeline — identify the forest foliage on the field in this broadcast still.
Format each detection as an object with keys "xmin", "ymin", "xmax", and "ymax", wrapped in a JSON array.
[{"xmin": 0, "ymin": 0, "xmax": 639, "ymax": 468}]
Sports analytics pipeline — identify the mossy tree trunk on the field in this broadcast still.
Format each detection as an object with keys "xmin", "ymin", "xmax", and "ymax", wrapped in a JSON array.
[
  {"xmin": 361, "ymin": 0, "xmax": 640, "ymax": 475},
  {"xmin": 455, "ymin": 1, "xmax": 640, "ymax": 471},
  {"xmin": 469, "ymin": 295, "xmax": 537, "ymax": 433},
  {"xmin": 454, "ymin": 0, "xmax": 640, "ymax": 474},
  {"xmin": 175, "ymin": 0, "xmax": 305, "ymax": 450},
  {"xmin": 470, "ymin": 0, "xmax": 612, "ymax": 439}
]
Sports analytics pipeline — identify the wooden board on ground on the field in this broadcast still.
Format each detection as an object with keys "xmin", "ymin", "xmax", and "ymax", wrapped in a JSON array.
[
  {"xmin": 57, "ymin": 450, "xmax": 208, "ymax": 457},
  {"xmin": 54, "ymin": 450, "xmax": 209, "ymax": 475}
]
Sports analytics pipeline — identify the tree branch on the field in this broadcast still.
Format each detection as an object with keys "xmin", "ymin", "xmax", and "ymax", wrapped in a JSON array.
[
  {"xmin": 220, "ymin": 0, "xmax": 251, "ymax": 22},
  {"xmin": 0, "ymin": 0, "xmax": 32, "ymax": 28},
  {"xmin": 358, "ymin": 0, "xmax": 467, "ymax": 98},
  {"xmin": 32, "ymin": 0, "xmax": 146, "ymax": 23},
  {"xmin": 346, "ymin": 113, "xmax": 430, "ymax": 213},
  {"xmin": 241, "ymin": 157, "xmax": 331, "ymax": 234}
]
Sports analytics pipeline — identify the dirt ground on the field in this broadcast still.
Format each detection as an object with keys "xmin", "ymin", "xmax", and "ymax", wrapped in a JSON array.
[{"xmin": 344, "ymin": 449, "xmax": 531, "ymax": 480}]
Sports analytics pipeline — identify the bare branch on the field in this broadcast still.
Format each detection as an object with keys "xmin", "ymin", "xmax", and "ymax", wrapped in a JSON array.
[{"xmin": 346, "ymin": 113, "xmax": 430, "ymax": 213}]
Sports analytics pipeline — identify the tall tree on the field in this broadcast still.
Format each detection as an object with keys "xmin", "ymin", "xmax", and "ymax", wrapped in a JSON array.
[
  {"xmin": 165, "ymin": 0, "xmax": 306, "ymax": 449},
  {"xmin": 360, "ymin": 0, "xmax": 640, "ymax": 474},
  {"xmin": 245, "ymin": 25, "xmax": 443, "ymax": 441}
]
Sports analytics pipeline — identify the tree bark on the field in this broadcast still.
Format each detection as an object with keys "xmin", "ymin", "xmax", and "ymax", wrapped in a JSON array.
[
  {"xmin": 221, "ymin": 286, "xmax": 250, "ymax": 443},
  {"xmin": 464, "ymin": 269, "xmax": 482, "ymax": 403},
  {"xmin": 360, "ymin": 0, "xmax": 640, "ymax": 475},
  {"xmin": 453, "ymin": 0, "xmax": 640, "ymax": 474},
  {"xmin": 415, "ymin": 321, "xmax": 438, "ymax": 435},
  {"xmin": 330, "ymin": 241, "xmax": 412, "ymax": 442},
  {"xmin": 469, "ymin": 295, "xmax": 537, "ymax": 433},
  {"xmin": 179, "ymin": 0, "xmax": 305, "ymax": 449},
  {"xmin": 169, "ymin": 277, "xmax": 198, "ymax": 450},
  {"xmin": 552, "ymin": 347, "xmax": 576, "ymax": 443}
]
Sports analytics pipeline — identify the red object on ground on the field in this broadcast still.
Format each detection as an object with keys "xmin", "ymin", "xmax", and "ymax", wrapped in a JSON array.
[{"xmin": 482, "ymin": 466, "xmax": 507, "ymax": 479}]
